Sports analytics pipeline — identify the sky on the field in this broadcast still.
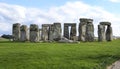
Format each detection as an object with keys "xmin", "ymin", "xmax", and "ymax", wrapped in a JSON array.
[{"xmin": 0, "ymin": 0, "xmax": 120, "ymax": 36}]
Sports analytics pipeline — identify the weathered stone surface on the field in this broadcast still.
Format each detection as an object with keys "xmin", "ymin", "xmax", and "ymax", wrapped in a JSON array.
[
  {"xmin": 85, "ymin": 19, "xmax": 94, "ymax": 42},
  {"xmin": 30, "ymin": 24, "xmax": 39, "ymax": 42},
  {"xmin": 98, "ymin": 25, "xmax": 106, "ymax": 41},
  {"xmin": 106, "ymin": 25, "xmax": 113, "ymax": 41},
  {"xmin": 100, "ymin": 22, "xmax": 111, "ymax": 26},
  {"xmin": 53, "ymin": 23, "xmax": 62, "ymax": 41},
  {"xmin": 58, "ymin": 37, "xmax": 74, "ymax": 43},
  {"xmin": 98, "ymin": 22, "xmax": 113, "ymax": 41},
  {"xmin": 20, "ymin": 25, "xmax": 28, "ymax": 41},
  {"xmin": 70, "ymin": 24, "xmax": 76, "ymax": 40},
  {"xmin": 64, "ymin": 23, "xmax": 76, "ymax": 40},
  {"xmin": 41, "ymin": 24, "xmax": 51, "ymax": 41},
  {"xmin": 39, "ymin": 29, "xmax": 42, "ymax": 41},
  {"xmin": 12, "ymin": 23, "xmax": 21, "ymax": 41},
  {"xmin": 78, "ymin": 18, "xmax": 87, "ymax": 41},
  {"xmin": 48, "ymin": 25, "xmax": 54, "ymax": 41},
  {"xmin": 64, "ymin": 24, "xmax": 69, "ymax": 39},
  {"xmin": 78, "ymin": 18, "xmax": 94, "ymax": 42}
]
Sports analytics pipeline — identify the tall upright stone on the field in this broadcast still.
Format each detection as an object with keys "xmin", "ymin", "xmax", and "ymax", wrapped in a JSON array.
[
  {"xmin": 98, "ymin": 25, "xmax": 106, "ymax": 41},
  {"xmin": 12, "ymin": 23, "xmax": 20, "ymax": 41},
  {"xmin": 48, "ymin": 25, "xmax": 54, "ymax": 41},
  {"xmin": 39, "ymin": 29, "xmax": 42, "ymax": 41},
  {"xmin": 20, "ymin": 25, "xmax": 28, "ymax": 41},
  {"xmin": 70, "ymin": 24, "xmax": 76, "ymax": 40},
  {"xmin": 106, "ymin": 25, "xmax": 113, "ymax": 41},
  {"xmin": 78, "ymin": 18, "xmax": 87, "ymax": 41},
  {"xmin": 30, "ymin": 24, "xmax": 39, "ymax": 42},
  {"xmin": 41, "ymin": 24, "xmax": 51, "ymax": 41},
  {"xmin": 85, "ymin": 19, "xmax": 94, "ymax": 42},
  {"xmin": 64, "ymin": 24, "xmax": 69, "ymax": 39},
  {"xmin": 53, "ymin": 23, "xmax": 62, "ymax": 41}
]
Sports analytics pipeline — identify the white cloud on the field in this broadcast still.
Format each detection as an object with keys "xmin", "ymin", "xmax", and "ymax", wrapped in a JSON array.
[
  {"xmin": 109, "ymin": 0, "xmax": 120, "ymax": 3},
  {"xmin": 0, "ymin": 1, "xmax": 120, "ymax": 36}
]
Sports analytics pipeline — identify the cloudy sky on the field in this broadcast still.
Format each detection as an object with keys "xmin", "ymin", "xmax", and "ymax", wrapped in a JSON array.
[{"xmin": 0, "ymin": 0, "xmax": 120, "ymax": 36}]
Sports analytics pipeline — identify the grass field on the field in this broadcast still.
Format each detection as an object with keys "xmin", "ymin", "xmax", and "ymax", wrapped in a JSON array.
[{"xmin": 0, "ymin": 40, "xmax": 120, "ymax": 69}]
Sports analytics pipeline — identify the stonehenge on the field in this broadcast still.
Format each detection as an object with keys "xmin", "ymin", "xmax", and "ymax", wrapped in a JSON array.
[
  {"xmin": 78, "ymin": 18, "xmax": 94, "ymax": 42},
  {"xmin": 12, "ymin": 23, "xmax": 21, "ymax": 41},
  {"xmin": 64, "ymin": 23, "xmax": 76, "ymax": 41},
  {"xmin": 20, "ymin": 25, "xmax": 28, "ymax": 41},
  {"xmin": 98, "ymin": 22, "xmax": 113, "ymax": 41},
  {"xmin": 12, "ymin": 18, "xmax": 113, "ymax": 42},
  {"xmin": 30, "ymin": 24, "xmax": 39, "ymax": 42}
]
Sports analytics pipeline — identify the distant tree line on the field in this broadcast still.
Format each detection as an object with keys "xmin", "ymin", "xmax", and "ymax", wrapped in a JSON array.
[{"xmin": 1, "ymin": 34, "xmax": 13, "ymax": 39}]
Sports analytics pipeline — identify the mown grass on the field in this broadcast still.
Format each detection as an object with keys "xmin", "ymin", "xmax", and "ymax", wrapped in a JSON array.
[{"xmin": 0, "ymin": 40, "xmax": 120, "ymax": 69}]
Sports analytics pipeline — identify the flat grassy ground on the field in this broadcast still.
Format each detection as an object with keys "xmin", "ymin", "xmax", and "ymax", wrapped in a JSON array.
[{"xmin": 0, "ymin": 40, "xmax": 120, "ymax": 69}]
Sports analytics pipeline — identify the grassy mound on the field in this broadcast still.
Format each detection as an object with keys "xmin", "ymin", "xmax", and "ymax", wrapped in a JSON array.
[{"xmin": 0, "ymin": 40, "xmax": 120, "ymax": 69}]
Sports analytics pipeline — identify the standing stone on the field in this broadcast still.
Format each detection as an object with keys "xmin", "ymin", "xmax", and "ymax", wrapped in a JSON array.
[
  {"xmin": 64, "ymin": 24, "xmax": 69, "ymax": 39},
  {"xmin": 41, "ymin": 24, "xmax": 51, "ymax": 41},
  {"xmin": 85, "ymin": 19, "xmax": 94, "ymax": 42},
  {"xmin": 98, "ymin": 22, "xmax": 113, "ymax": 42},
  {"xmin": 78, "ymin": 18, "xmax": 88, "ymax": 41},
  {"xmin": 70, "ymin": 24, "xmax": 76, "ymax": 41},
  {"xmin": 39, "ymin": 29, "xmax": 42, "ymax": 41},
  {"xmin": 98, "ymin": 25, "xmax": 106, "ymax": 41},
  {"xmin": 53, "ymin": 23, "xmax": 62, "ymax": 41},
  {"xmin": 49, "ymin": 25, "xmax": 54, "ymax": 41},
  {"xmin": 106, "ymin": 25, "xmax": 113, "ymax": 41},
  {"xmin": 42, "ymin": 25, "xmax": 48, "ymax": 41},
  {"xmin": 12, "ymin": 23, "xmax": 20, "ymax": 41},
  {"xmin": 20, "ymin": 25, "xmax": 28, "ymax": 41},
  {"xmin": 30, "ymin": 24, "xmax": 39, "ymax": 42}
]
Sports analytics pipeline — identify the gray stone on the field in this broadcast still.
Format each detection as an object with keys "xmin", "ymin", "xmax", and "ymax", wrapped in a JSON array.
[
  {"xmin": 106, "ymin": 25, "xmax": 113, "ymax": 41},
  {"xmin": 64, "ymin": 24, "xmax": 69, "ymax": 39},
  {"xmin": 64, "ymin": 23, "xmax": 76, "ymax": 40},
  {"xmin": 48, "ymin": 25, "xmax": 54, "ymax": 41},
  {"xmin": 39, "ymin": 29, "xmax": 42, "ymax": 41},
  {"xmin": 85, "ymin": 19, "xmax": 94, "ymax": 42},
  {"xmin": 78, "ymin": 18, "xmax": 88, "ymax": 41},
  {"xmin": 58, "ymin": 37, "xmax": 74, "ymax": 43},
  {"xmin": 98, "ymin": 22, "xmax": 113, "ymax": 41},
  {"xmin": 41, "ymin": 24, "xmax": 52, "ymax": 41},
  {"xmin": 98, "ymin": 25, "xmax": 106, "ymax": 41},
  {"xmin": 20, "ymin": 25, "xmax": 28, "ymax": 41},
  {"xmin": 70, "ymin": 24, "xmax": 76, "ymax": 41},
  {"xmin": 12, "ymin": 23, "xmax": 21, "ymax": 41},
  {"xmin": 78, "ymin": 18, "xmax": 94, "ymax": 42},
  {"xmin": 53, "ymin": 23, "xmax": 62, "ymax": 41},
  {"xmin": 100, "ymin": 22, "xmax": 111, "ymax": 26},
  {"xmin": 30, "ymin": 24, "xmax": 39, "ymax": 42}
]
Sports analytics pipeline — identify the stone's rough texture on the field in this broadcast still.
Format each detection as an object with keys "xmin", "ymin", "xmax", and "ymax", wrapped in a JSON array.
[
  {"xmin": 41, "ymin": 24, "xmax": 51, "ymax": 41},
  {"xmin": 49, "ymin": 25, "xmax": 54, "ymax": 41},
  {"xmin": 78, "ymin": 18, "xmax": 94, "ymax": 42},
  {"xmin": 20, "ymin": 25, "xmax": 28, "ymax": 41},
  {"xmin": 30, "ymin": 24, "xmax": 39, "ymax": 42},
  {"xmin": 78, "ymin": 18, "xmax": 87, "ymax": 41},
  {"xmin": 98, "ymin": 22, "xmax": 113, "ymax": 41},
  {"xmin": 39, "ymin": 29, "xmax": 42, "ymax": 41},
  {"xmin": 70, "ymin": 24, "xmax": 76, "ymax": 40},
  {"xmin": 85, "ymin": 19, "xmax": 94, "ymax": 42},
  {"xmin": 64, "ymin": 23, "xmax": 76, "ymax": 40},
  {"xmin": 12, "ymin": 23, "xmax": 21, "ymax": 41},
  {"xmin": 106, "ymin": 25, "xmax": 113, "ymax": 41},
  {"xmin": 58, "ymin": 37, "xmax": 74, "ymax": 43},
  {"xmin": 100, "ymin": 22, "xmax": 111, "ymax": 26},
  {"xmin": 64, "ymin": 24, "xmax": 69, "ymax": 39},
  {"xmin": 53, "ymin": 23, "xmax": 62, "ymax": 41},
  {"xmin": 98, "ymin": 25, "xmax": 106, "ymax": 41}
]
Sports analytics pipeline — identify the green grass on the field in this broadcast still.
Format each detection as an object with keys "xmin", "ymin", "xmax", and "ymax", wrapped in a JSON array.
[{"xmin": 0, "ymin": 40, "xmax": 120, "ymax": 69}]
